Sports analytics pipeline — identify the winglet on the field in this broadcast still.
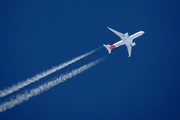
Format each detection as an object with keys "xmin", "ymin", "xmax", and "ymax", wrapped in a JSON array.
[
  {"xmin": 103, "ymin": 44, "xmax": 111, "ymax": 54},
  {"xmin": 107, "ymin": 27, "xmax": 109, "ymax": 29}
]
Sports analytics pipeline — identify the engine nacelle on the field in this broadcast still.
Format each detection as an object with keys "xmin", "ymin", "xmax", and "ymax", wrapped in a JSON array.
[
  {"xmin": 124, "ymin": 32, "xmax": 129, "ymax": 36},
  {"xmin": 131, "ymin": 42, "xmax": 136, "ymax": 46},
  {"xmin": 124, "ymin": 32, "xmax": 129, "ymax": 39}
]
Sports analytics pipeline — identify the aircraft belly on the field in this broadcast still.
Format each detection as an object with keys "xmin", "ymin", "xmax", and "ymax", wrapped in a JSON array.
[
  {"xmin": 113, "ymin": 40, "xmax": 124, "ymax": 47},
  {"xmin": 130, "ymin": 32, "xmax": 142, "ymax": 39}
]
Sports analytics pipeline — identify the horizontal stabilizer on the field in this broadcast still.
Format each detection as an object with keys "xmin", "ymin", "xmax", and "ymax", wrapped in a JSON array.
[{"xmin": 103, "ymin": 44, "xmax": 111, "ymax": 54}]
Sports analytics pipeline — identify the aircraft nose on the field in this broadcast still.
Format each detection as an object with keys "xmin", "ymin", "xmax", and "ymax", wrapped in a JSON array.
[{"xmin": 141, "ymin": 31, "xmax": 145, "ymax": 34}]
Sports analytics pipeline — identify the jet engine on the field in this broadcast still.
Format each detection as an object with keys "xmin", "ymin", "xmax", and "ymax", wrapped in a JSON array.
[{"xmin": 131, "ymin": 42, "xmax": 136, "ymax": 46}]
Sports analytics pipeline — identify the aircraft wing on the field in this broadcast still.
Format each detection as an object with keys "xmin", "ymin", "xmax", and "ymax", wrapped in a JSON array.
[
  {"xmin": 107, "ymin": 27, "xmax": 124, "ymax": 39},
  {"xmin": 127, "ymin": 46, "xmax": 132, "ymax": 57}
]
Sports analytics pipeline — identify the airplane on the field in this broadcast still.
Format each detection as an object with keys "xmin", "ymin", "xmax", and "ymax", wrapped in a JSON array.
[{"xmin": 103, "ymin": 27, "xmax": 144, "ymax": 57}]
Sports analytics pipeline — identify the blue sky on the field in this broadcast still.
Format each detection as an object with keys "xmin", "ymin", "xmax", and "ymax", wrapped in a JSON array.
[{"xmin": 0, "ymin": 0, "xmax": 180, "ymax": 119}]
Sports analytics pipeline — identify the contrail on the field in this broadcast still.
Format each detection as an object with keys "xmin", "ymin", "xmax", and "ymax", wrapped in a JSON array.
[
  {"xmin": 0, "ymin": 49, "xmax": 98, "ymax": 98},
  {"xmin": 0, "ymin": 57, "xmax": 104, "ymax": 112}
]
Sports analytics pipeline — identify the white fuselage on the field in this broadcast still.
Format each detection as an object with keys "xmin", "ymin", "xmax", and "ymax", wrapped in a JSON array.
[{"xmin": 113, "ymin": 31, "xmax": 144, "ymax": 47}]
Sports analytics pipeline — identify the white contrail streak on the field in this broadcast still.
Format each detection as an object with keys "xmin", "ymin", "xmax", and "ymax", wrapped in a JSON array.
[
  {"xmin": 0, "ymin": 57, "xmax": 104, "ymax": 112},
  {"xmin": 0, "ymin": 49, "xmax": 98, "ymax": 98}
]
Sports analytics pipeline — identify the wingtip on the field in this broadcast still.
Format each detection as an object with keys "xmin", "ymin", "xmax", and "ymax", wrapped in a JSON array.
[{"xmin": 107, "ymin": 27, "xmax": 109, "ymax": 29}]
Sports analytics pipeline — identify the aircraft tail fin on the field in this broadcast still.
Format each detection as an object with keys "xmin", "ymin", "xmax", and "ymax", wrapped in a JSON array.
[{"xmin": 103, "ymin": 44, "xmax": 111, "ymax": 54}]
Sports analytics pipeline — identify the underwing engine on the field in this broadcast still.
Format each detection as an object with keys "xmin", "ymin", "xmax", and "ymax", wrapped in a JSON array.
[{"xmin": 131, "ymin": 42, "xmax": 136, "ymax": 46}]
